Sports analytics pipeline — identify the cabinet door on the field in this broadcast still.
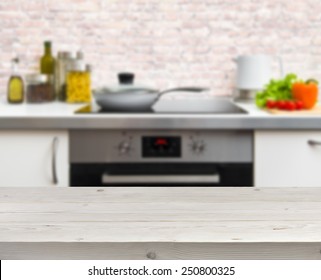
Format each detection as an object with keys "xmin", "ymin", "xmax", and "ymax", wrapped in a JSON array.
[
  {"xmin": 0, "ymin": 131, "xmax": 69, "ymax": 187},
  {"xmin": 255, "ymin": 131, "xmax": 321, "ymax": 187}
]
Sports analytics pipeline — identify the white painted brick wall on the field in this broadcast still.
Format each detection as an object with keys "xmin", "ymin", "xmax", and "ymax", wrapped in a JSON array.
[{"xmin": 1, "ymin": 0, "xmax": 321, "ymax": 97}]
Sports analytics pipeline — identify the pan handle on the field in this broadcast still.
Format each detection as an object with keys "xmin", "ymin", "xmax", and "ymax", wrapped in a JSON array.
[
  {"xmin": 159, "ymin": 87, "xmax": 210, "ymax": 95},
  {"xmin": 155, "ymin": 87, "xmax": 210, "ymax": 102}
]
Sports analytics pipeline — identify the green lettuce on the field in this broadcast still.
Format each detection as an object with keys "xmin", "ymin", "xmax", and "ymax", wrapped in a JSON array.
[{"xmin": 255, "ymin": 73, "xmax": 298, "ymax": 108}]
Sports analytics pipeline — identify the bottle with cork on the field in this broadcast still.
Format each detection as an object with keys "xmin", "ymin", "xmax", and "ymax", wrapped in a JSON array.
[
  {"xmin": 7, "ymin": 57, "xmax": 24, "ymax": 104},
  {"xmin": 40, "ymin": 41, "xmax": 55, "ymax": 100}
]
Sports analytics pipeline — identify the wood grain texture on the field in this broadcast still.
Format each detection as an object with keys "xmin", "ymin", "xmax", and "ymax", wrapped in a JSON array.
[
  {"xmin": 1, "ymin": 187, "xmax": 321, "ymax": 259},
  {"xmin": 1, "ymin": 242, "xmax": 320, "ymax": 260}
]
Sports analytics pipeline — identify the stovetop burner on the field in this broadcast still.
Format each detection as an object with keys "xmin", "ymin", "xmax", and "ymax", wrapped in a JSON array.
[
  {"xmin": 75, "ymin": 99, "xmax": 248, "ymax": 115},
  {"xmin": 99, "ymin": 108, "xmax": 154, "ymax": 114}
]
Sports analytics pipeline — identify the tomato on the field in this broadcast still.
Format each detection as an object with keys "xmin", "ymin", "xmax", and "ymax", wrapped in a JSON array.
[
  {"xmin": 276, "ymin": 100, "xmax": 286, "ymax": 110},
  {"xmin": 285, "ymin": 101, "xmax": 296, "ymax": 111},
  {"xmin": 266, "ymin": 100, "xmax": 277, "ymax": 109},
  {"xmin": 295, "ymin": 100, "xmax": 304, "ymax": 110},
  {"xmin": 283, "ymin": 100, "xmax": 295, "ymax": 111},
  {"xmin": 284, "ymin": 101, "xmax": 291, "ymax": 110},
  {"xmin": 276, "ymin": 100, "xmax": 298, "ymax": 110}
]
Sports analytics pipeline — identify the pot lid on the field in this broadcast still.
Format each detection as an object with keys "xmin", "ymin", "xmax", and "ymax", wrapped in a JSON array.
[{"xmin": 94, "ymin": 85, "xmax": 158, "ymax": 95}]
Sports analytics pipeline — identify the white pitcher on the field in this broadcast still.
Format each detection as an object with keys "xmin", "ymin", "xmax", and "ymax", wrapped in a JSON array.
[{"xmin": 234, "ymin": 55, "xmax": 283, "ymax": 90}]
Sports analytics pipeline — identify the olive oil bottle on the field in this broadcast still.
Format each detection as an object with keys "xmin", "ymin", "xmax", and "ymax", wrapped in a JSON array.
[
  {"xmin": 40, "ymin": 41, "xmax": 55, "ymax": 82},
  {"xmin": 7, "ymin": 58, "xmax": 24, "ymax": 104}
]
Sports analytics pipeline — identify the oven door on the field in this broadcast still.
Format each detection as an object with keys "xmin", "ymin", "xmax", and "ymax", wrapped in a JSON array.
[{"xmin": 70, "ymin": 163, "xmax": 253, "ymax": 186}]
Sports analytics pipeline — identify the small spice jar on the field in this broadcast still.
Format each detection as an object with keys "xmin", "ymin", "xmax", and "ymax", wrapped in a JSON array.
[
  {"xmin": 66, "ymin": 60, "xmax": 91, "ymax": 103},
  {"xmin": 26, "ymin": 74, "xmax": 54, "ymax": 103}
]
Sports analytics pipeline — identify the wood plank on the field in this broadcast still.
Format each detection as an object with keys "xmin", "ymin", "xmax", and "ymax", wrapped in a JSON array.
[
  {"xmin": 1, "ymin": 199, "xmax": 321, "ymax": 223},
  {"xmin": 1, "ymin": 242, "xmax": 320, "ymax": 260},
  {"xmin": 1, "ymin": 220, "xmax": 321, "ymax": 242},
  {"xmin": 1, "ymin": 187, "xmax": 321, "ymax": 259},
  {"xmin": 1, "ymin": 187, "xmax": 321, "ymax": 203}
]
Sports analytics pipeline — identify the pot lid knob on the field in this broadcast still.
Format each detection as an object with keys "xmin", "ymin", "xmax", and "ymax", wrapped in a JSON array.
[{"xmin": 118, "ymin": 72, "xmax": 135, "ymax": 85}]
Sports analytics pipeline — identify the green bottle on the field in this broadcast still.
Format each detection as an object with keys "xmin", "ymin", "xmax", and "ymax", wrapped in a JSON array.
[
  {"xmin": 40, "ymin": 41, "xmax": 55, "ymax": 82},
  {"xmin": 7, "ymin": 58, "xmax": 24, "ymax": 104}
]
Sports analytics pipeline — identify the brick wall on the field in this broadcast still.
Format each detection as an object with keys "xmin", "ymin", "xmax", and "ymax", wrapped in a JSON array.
[{"xmin": 1, "ymin": 0, "xmax": 321, "ymax": 97}]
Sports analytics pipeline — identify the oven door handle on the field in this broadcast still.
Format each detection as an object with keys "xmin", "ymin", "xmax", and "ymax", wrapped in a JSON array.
[{"xmin": 102, "ymin": 173, "xmax": 221, "ymax": 184}]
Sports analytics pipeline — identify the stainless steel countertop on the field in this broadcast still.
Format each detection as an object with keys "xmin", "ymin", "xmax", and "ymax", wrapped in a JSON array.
[
  {"xmin": 0, "ymin": 99, "xmax": 321, "ymax": 130},
  {"xmin": 2, "ymin": 115, "xmax": 321, "ymax": 130}
]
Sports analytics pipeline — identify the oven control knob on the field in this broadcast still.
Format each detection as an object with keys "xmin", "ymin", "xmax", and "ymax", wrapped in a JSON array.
[
  {"xmin": 118, "ymin": 141, "xmax": 131, "ymax": 155},
  {"xmin": 191, "ymin": 140, "xmax": 206, "ymax": 154}
]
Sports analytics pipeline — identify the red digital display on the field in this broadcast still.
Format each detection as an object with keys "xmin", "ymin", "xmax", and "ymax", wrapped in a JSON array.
[
  {"xmin": 143, "ymin": 136, "xmax": 181, "ymax": 157},
  {"xmin": 155, "ymin": 138, "xmax": 168, "ymax": 146}
]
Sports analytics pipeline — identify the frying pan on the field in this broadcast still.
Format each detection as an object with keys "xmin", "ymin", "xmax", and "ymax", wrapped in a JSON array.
[{"xmin": 93, "ymin": 87, "xmax": 209, "ymax": 111}]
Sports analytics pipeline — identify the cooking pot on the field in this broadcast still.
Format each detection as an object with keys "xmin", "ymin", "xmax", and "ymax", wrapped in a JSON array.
[{"xmin": 94, "ymin": 87, "xmax": 209, "ymax": 111}]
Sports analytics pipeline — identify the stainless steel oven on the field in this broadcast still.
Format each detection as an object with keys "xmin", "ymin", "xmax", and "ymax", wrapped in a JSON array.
[{"xmin": 70, "ymin": 130, "xmax": 253, "ymax": 186}]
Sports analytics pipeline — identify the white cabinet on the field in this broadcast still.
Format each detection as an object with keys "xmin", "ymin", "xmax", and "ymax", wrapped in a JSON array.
[
  {"xmin": 255, "ymin": 131, "xmax": 321, "ymax": 187},
  {"xmin": 0, "ymin": 131, "xmax": 69, "ymax": 187}
]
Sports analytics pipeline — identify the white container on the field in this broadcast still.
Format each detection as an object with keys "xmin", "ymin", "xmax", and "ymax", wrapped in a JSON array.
[{"xmin": 234, "ymin": 54, "xmax": 283, "ymax": 90}]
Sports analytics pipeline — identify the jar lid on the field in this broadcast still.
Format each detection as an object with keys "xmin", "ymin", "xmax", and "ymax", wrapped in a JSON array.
[
  {"xmin": 67, "ymin": 59, "xmax": 86, "ymax": 72},
  {"xmin": 58, "ymin": 51, "xmax": 75, "ymax": 59},
  {"xmin": 76, "ymin": 51, "xmax": 84, "ymax": 60},
  {"xmin": 25, "ymin": 74, "xmax": 48, "ymax": 84},
  {"xmin": 86, "ymin": 64, "xmax": 92, "ymax": 72}
]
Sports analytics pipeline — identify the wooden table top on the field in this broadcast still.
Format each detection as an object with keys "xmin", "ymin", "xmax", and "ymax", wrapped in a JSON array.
[{"xmin": 1, "ymin": 187, "xmax": 321, "ymax": 243}]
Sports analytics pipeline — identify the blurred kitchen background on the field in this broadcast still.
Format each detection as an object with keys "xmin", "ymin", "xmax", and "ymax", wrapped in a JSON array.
[{"xmin": 1, "ymin": 0, "xmax": 321, "ymax": 97}]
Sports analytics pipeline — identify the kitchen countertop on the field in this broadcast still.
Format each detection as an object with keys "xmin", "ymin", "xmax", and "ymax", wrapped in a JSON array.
[
  {"xmin": 1, "ymin": 187, "xmax": 321, "ymax": 259},
  {"xmin": 1, "ymin": 98, "xmax": 321, "ymax": 130}
]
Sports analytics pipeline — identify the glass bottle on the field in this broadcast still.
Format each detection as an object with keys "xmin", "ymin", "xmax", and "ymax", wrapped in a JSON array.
[
  {"xmin": 55, "ymin": 51, "xmax": 75, "ymax": 101},
  {"xmin": 40, "ymin": 41, "xmax": 55, "ymax": 83},
  {"xmin": 7, "ymin": 58, "xmax": 24, "ymax": 104}
]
